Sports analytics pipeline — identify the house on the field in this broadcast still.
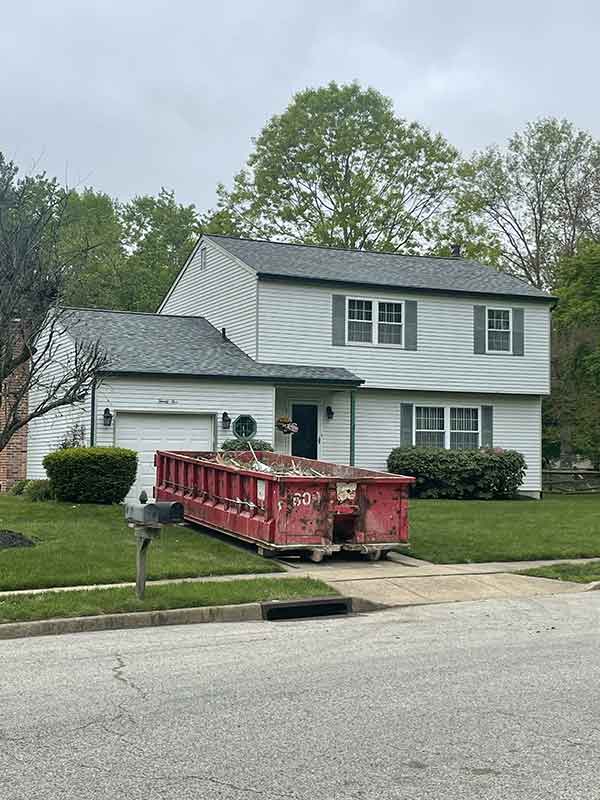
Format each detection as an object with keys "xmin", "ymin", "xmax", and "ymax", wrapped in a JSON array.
[{"xmin": 18, "ymin": 234, "xmax": 553, "ymax": 499}]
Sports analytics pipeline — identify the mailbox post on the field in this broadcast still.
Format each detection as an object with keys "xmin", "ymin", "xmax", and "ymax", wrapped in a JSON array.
[{"xmin": 125, "ymin": 493, "xmax": 184, "ymax": 599}]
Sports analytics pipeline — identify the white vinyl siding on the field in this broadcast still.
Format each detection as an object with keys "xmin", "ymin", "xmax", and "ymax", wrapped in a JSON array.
[
  {"xmin": 258, "ymin": 281, "xmax": 551, "ymax": 395},
  {"xmin": 159, "ymin": 239, "xmax": 258, "ymax": 358},
  {"xmin": 26, "ymin": 328, "xmax": 91, "ymax": 480},
  {"xmin": 354, "ymin": 389, "xmax": 542, "ymax": 493},
  {"xmin": 93, "ymin": 376, "xmax": 275, "ymax": 452}
]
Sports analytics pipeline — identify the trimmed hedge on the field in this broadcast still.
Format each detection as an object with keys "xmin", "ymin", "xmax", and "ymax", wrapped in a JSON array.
[
  {"xmin": 43, "ymin": 447, "xmax": 137, "ymax": 504},
  {"xmin": 387, "ymin": 447, "xmax": 526, "ymax": 499},
  {"xmin": 220, "ymin": 439, "xmax": 274, "ymax": 452}
]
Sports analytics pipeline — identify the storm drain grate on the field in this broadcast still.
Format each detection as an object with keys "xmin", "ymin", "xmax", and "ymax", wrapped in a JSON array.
[{"xmin": 261, "ymin": 596, "xmax": 352, "ymax": 621}]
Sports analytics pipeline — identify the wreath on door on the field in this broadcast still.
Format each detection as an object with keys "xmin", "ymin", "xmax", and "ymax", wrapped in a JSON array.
[{"xmin": 276, "ymin": 415, "xmax": 299, "ymax": 435}]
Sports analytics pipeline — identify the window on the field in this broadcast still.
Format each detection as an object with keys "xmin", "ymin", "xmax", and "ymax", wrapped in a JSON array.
[
  {"xmin": 415, "ymin": 406, "xmax": 445, "ymax": 448},
  {"xmin": 450, "ymin": 407, "xmax": 479, "ymax": 449},
  {"xmin": 413, "ymin": 406, "xmax": 481, "ymax": 449},
  {"xmin": 487, "ymin": 308, "xmax": 511, "ymax": 352},
  {"xmin": 347, "ymin": 298, "xmax": 404, "ymax": 346},
  {"xmin": 199, "ymin": 247, "xmax": 207, "ymax": 270},
  {"xmin": 232, "ymin": 414, "xmax": 257, "ymax": 440},
  {"xmin": 347, "ymin": 299, "xmax": 373, "ymax": 343},
  {"xmin": 378, "ymin": 302, "xmax": 403, "ymax": 345}
]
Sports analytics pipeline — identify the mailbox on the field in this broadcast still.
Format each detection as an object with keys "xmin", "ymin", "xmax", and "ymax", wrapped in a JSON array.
[
  {"xmin": 125, "ymin": 502, "xmax": 160, "ymax": 525},
  {"xmin": 125, "ymin": 501, "xmax": 184, "ymax": 525},
  {"xmin": 153, "ymin": 501, "xmax": 184, "ymax": 524}
]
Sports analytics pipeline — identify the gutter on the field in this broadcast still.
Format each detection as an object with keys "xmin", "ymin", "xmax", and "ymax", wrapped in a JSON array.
[{"xmin": 256, "ymin": 272, "xmax": 557, "ymax": 305}]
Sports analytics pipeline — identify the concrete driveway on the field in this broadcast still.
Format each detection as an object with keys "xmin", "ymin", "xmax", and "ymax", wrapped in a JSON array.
[{"xmin": 288, "ymin": 553, "xmax": 585, "ymax": 608}]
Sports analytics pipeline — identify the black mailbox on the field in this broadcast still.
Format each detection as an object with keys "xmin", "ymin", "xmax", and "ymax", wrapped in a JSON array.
[{"xmin": 152, "ymin": 501, "xmax": 184, "ymax": 524}]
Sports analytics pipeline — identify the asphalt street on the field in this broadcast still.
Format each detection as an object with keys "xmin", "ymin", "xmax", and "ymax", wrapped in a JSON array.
[{"xmin": 2, "ymin": 592, "xmax": 600, "ymax": 799}]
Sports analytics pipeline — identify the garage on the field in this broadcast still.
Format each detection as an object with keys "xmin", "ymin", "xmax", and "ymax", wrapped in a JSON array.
[{"xmin": 115, "ymin": 412, "xmax": 215, "ymax": 501}]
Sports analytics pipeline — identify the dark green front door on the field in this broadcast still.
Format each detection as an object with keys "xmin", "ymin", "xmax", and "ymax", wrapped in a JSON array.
[{"xmin": 291, "ymin": 404, "xmax": 318, "ymax": 459}]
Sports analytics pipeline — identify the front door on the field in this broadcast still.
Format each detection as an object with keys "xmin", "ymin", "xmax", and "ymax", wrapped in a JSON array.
[{"xmin": 291, "ymin": 404, "xmax": 319, "ymax": 459}]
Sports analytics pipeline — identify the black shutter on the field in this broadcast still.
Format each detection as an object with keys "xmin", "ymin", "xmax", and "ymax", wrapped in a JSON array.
[
  {"xmin": 473, "ymin": 305, "xmax": 486, "ymax": 354},
  {"xmin": 404, "ymin": 300, "xmax": 417, "ymax": 350},
  {"xmin": 512, "ymin": 308, "xmax": 524, "ymax": 356},
  {"xmin": 332, "ymin": 295, "xmax": 346, "ymax": 346},
  {"xmin": 400, "ymin": 403, "xmax": 414, "ymax": 447},
  {"xmin": 481, "ymin": 406, "xmax": 493, "ymax": 448}
]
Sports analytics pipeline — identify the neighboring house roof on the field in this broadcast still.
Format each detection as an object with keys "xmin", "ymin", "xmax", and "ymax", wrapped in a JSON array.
[
  {"xmin": 64, "ymin": 308, "xmax": 363, "ymax": 386},
  {"xmin": 207, "ymin": 234, "xmax": 554, "ymax": 303}
]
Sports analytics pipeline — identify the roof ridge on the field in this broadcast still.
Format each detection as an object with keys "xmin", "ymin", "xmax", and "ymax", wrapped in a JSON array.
[{"xmin": 206, "ymin": 233, "xmax": 477, "ymax": 263}]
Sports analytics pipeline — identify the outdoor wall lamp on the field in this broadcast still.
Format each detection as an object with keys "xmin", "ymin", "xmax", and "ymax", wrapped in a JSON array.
[
  {"xmin": 326, "ymin": 406, "xmax": 335, "ymax": 420},
  {"xmin": 222, "ymin": 411, "xmax": 232, "ymax": 430},
  {"xmin": 103, "ymin": 407, "xmax": 113, "ymax": 427}
]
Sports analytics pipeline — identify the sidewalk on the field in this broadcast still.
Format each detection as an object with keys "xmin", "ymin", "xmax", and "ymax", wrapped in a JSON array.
[{"xmin": 0, "ymin": 554, "xmax": 594, "ymax": 607}]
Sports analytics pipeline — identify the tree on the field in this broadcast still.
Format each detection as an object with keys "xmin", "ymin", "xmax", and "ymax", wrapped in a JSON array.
[
  {"xmin": 463, "ymin": 118, "xmax": 600, "ymax": 289},
  {"xmin": 204, "ymin": 81, "xmax": 460, "ymax": 253},
  {"xmin": 546, "ymin": 245, "xmax": 600, "ymax": 466},
  {"xmin": 0, "ymin": 156, "xmax": 106, "ymax": 454},
  {"xmin": 120, "ymin": 189, "xmax": 200, "ymax": 311}
]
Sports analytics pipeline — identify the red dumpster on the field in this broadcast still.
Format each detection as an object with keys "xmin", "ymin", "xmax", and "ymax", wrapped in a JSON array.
[{"xmin": 154, "ymin": 450, "xmax": 415, "ymax": 562}]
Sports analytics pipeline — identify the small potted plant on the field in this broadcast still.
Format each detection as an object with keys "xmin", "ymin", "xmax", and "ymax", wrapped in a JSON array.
[{"xmin": 276, "ymin": 415, "xmax": 299, "ymax": 435}]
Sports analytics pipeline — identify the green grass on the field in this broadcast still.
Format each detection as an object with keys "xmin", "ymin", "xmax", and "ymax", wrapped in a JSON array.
[
  {"xmin": 0, "ymin": 496, "xmax": 283, "ymax": 592},
  {"xmin": 520, "ymin": 561, "xmax": 600, "ymax": 584},
  {"xmin": 0, "ymin": 577, "xmax": 337, "ymax": 624},
  {"xmin": 408, "ymin": 494, "xmax": 600, "ymax": 563}
]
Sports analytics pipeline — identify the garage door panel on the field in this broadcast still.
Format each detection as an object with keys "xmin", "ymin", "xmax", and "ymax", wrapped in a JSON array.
[{"xmin": 115, "ymin": 412, "xmax": 213, "ymax": 501}]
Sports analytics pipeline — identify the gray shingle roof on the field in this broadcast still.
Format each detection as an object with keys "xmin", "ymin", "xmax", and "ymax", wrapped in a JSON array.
[
  {"xmin": 207, "ymin": 235, "xmax": 554, "ymax": 302},
  {"xmin": 64, "ymin": 308, "xmax": 362, "ymax": 385}
]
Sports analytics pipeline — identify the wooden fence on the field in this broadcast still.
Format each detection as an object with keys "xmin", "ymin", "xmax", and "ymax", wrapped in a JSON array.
[{"xmin": 543, "ymin": 469, "xmax": 600, "ymax": 494}]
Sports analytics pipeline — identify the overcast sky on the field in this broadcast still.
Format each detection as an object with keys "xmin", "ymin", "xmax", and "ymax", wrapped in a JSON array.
[{"xmin": 2, "ymin": 0, "xmax": 599, "ymax": 213}]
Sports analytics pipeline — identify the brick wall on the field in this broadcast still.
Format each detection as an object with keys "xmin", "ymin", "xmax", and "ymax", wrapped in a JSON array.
[{"xmin": 0, "ymin": 370, "xmax": 28, "ymax": 492}]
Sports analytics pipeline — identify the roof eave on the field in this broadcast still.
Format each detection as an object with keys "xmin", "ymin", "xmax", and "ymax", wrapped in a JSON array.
[
  {"xmin": 96, "ymin": 369, "xmax": 364, "ymax": 387},
  {"xmin": 256, "ymin": 272, "xmax": 556, "ymax": 304}
]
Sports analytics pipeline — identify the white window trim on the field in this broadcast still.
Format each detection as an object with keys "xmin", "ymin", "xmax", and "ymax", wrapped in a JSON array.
[
  {"xmin": 346, "ymin": 296, "xmax": 405, "ymax": 348},
  {"xmin": 486, "ymin": 306, "xmax": 512, "ymax": 354},
  {"xmin": 413, "ymin": 405, "xmax": 482, "ymax": 449}
]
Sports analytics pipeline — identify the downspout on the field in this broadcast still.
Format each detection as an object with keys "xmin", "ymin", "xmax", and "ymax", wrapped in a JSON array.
[
  {"xmin": 349, "ymin": 391, "xmax": 356, "ymax": 466},
  {"xmin": 89, "ymin": 379, "xmax": 96, "ymax": 446}
]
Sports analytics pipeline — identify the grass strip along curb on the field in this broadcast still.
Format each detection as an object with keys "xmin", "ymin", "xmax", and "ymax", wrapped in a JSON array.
[
  {"xmin": 0, "ymin": 577, "xmax": 337, "ymax": 630},
  {"xmin": 520, "ymin": 560, "xmax": 600, "ymax": 584}
]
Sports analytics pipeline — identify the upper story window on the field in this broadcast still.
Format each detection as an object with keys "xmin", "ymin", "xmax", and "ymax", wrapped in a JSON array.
[
  {"xmin": 487, "ymin": 308, "xmax": 511, "ymax": 353},
  {"xmin": 199, "ymin": 247, "xmax": 207, "ymax": 271},
  {"xmin": 347, "ymin": 298, "xmax": 404, "ymax": 347}
]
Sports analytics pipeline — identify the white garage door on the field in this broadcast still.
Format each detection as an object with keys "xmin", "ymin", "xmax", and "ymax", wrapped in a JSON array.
[{"xmin": 115, "ymin": 412, "xmax": 214, "ymax": 501}]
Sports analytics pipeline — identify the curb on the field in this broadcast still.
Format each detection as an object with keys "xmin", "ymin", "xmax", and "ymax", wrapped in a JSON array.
[
  {"xmin": 0, "ymin": 602, "xmax": 264, "ymax": 640},
  {"xmin": 0, "ymin": 596, "xmax": 374, "ymax": 640}
]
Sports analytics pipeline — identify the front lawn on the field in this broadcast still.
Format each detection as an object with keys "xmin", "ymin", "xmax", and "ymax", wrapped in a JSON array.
[
  {"xmin": 520, "ymin": 561, "xmax": 600, "ymax": 584},
  {"xmin": 0, "ymin": 496, "xmax": 283, "ymax": 591},
  {"xmin": 0, "ymin": 577, "xmax": 335, "ymax": 624},
  {"xmin": 409, "ymin": 494, "xmax": 600, "ymax": 564}
]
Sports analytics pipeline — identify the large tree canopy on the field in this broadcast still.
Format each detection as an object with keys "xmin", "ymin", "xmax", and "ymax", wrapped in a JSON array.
[
  {"xmin": 0, "ymin": 156, "xmax": 105, "ymax": 453},
  {"xmin": 204, "ymin": 81, "xmax": 460, "ymax": 252},
  {"xmin": 61, "ymin": 187, "xmax": 200, "ymax": 312},
  {"xmin": 463, "ymin": 118, "xmax": 600, "ymax": 289}
]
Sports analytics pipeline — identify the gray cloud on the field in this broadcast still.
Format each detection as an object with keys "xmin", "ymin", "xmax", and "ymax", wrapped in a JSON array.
[{"xmin": 2, "ymin": 0, "xmax": 599, "ymax": 212}]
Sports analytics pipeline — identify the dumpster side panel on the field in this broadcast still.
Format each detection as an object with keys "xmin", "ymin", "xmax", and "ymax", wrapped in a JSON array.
[
  {"xmin": 356, "ymin": 483, "xmax": 410, "ymax": 544},
  {"xmin": 277, "ymin": 480, "xmax": 335, "ymax": 546}
]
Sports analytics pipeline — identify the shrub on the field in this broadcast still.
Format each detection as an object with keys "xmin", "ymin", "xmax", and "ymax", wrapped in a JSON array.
[
  {"xmin": 220, "ymin": 439, "xmax": 274, "ymax": 452},
  {"xmin": 7, "ymin": 479, "xmax": 29, "ymax": 496},
  {"xmin": 23, "ymin": 479, "xmax": 55, "ymax": 502},
  {"xmin": 387, "ymin": 447, "xmax": 527, "ymax": 500},
  {"xmin": 43, "ymin": 447, "xmax": 137, "ymax": 504}
]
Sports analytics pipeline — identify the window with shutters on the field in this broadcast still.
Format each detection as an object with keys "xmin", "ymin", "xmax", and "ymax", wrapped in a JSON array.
[
  {"xmin": 486, "ymin": 308, "xmax": 511, "ymax": 353},
  {"xmin": 347, "ymin": 297, "xmax": 404, "ymax": 347},
  {"xmin": 413, "ymin": 406, "xmax": 482, "ymax": 449},
  {"xmin": 415, "ymin": 406, "xmax": 445, "ymax": 448},
  {"xmin": 450, "ymin": 407, "xmax": 479, "ymax": 449}
]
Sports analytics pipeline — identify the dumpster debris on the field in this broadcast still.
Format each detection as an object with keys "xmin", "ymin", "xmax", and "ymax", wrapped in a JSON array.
[{"xmin": 206, "ymin": 451, "xmax": 326, "ymax": 477}]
